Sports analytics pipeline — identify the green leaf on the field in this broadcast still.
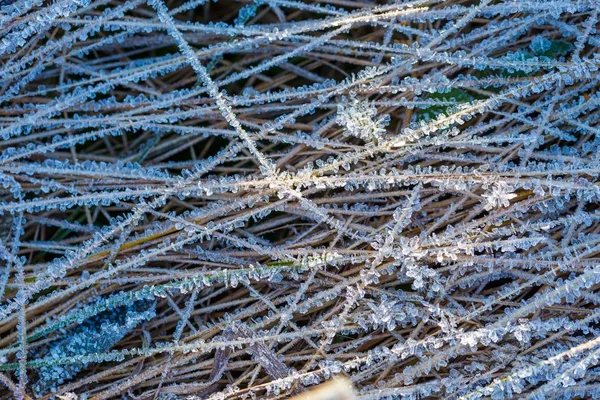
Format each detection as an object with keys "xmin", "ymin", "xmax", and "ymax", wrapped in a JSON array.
[{"xmin": 415, "ymin": 88, "xmax": 474, "ymax": 122}]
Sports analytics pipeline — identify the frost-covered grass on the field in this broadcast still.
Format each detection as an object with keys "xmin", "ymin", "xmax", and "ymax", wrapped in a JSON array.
[{"xmin": 0, "ymin": 0, "xmax": 599, "ymax": 399}]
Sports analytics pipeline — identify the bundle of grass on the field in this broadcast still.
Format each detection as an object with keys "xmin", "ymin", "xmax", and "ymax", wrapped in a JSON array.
[{"xmin": 0, "ymin": 0, "xmax": 599, "ymax": 399}]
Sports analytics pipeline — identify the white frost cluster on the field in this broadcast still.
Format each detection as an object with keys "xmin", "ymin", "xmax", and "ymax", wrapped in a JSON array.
[
  {"xmin": 335, "ymin": 94, "xmax": 390, "ymax": 142},
  {"xmin": 482, "ymin": 182, "xmax": 518, "ymax": 210}
]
